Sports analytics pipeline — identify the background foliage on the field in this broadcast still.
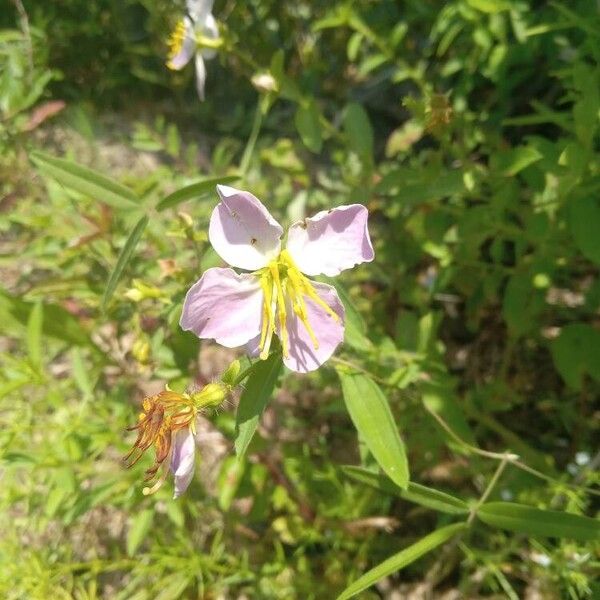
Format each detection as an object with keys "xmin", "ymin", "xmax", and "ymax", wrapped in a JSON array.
[{"xmin": 1, "ymin": 0, "xmax": 599, "ymax": 598}]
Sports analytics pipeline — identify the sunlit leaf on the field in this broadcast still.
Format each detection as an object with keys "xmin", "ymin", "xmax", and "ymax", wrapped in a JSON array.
[
  {"xmin": 156, "ymin": 175, "xmax": 240, "ymax": 211},
  {"xmin": 101, "ymin": 215, "xmax": 148, "ymax": 310},
  {"xmin": 466, "ymin": 0, "xmax": 512, "ymax": 13},
  {"xmin": 295, "ymin": 101, "xmax": 323, "ymax": 153},
  {"xmin": 343, "ymin": 102, "xmax": 373, "ymax": 164},
  {"xmin": 338, "ymin": 371, "xmax": 409, "ymax": 489},
  {"xmin": 477, "ymin": 502, "xmax": 600, "ymax": 541},
  {"xmin": 30, "ymin": 151, "xmax": 139, "ymax": 209},
  {"xmin": 343, "ymin": 466, "xmax": 469, "ymax": 515},
  {"xmin": 235, "ymin": 353, "xmax": 283, "ymax": 458},
  {"xmin": 492, "ymin": 145, "xmax": 543, "ymax": 176}
]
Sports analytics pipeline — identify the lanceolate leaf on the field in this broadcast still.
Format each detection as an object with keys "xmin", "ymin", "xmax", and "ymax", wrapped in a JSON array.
[
  {"xmin": 30, "ymin": 151, "xmax": 139, "ymax": 210},
  {"xmin": 235, "ymin": 353, "xmax": 283, "ymax": 458},
  {"xmin": 156, "ymin": 175, "xmax": 240, "ymax": 211},
  {"xmin": 342, "ymin": 466, "xmax": 469, "ymax": 515},
  {"xmin": 477, "ymin": 502, "xmax": 600, "ymax": 542},
  {"xmin": 337, "ymin": 523, "xmax": 467, "ymax": 600},
  {"xmin": 295, "ymin": 101, "xmax": 323, "ymax": 153},
  {"xmin": 338, "ymin": 371, "xmax": 409, "ymax": 489},
  {"xmin": 323, "ymin": 277, "xmax": 372, "ymax": 352},
  {"xmin": 101, "ymin": 215, "xmax": 149, "ymax": 310}
]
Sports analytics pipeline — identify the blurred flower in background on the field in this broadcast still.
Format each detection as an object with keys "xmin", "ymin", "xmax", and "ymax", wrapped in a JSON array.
[{"xmin": 166, "ymin": 0, "xmax": 219, "ymax": 100}]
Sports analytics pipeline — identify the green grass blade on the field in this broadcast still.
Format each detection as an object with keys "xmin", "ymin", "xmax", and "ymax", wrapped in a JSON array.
[
  {"xmin": 342, "ymin": 466, "xmax": 469, "ymax": 515},
  {"xmin": 101, "ymin": 215, "xmax": 148, "ymax": 310},
  {"xmin": 30, "ymin": 151, "xmax": 139, "ymax": 209},
  {"xmin": 337, "ymin": 522, "xmax": 467, "ymax": 600},
  {"xmin": 477, "ymin": 502, "xmax": 600, "ymax": 541},
  {"xmin": 338, "ymin": 371, "xmax": 409, "ymax": 489},
  {"xmin": 156, "ymin": 175, "xmax": 240, "ymax": 211}
]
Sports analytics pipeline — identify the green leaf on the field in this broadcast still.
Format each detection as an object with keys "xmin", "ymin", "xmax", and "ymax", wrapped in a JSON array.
[
  {"xmin": 235, "ymin": 353, "xmax": 283, "ymax": 458},
  {"xmin": 156, "ymin": 175, "xmax": 240, "ymax": 211},
  {"xmin": 502, "ymin": 272, "xmax": 545, "ymax": 336},
  {"xmin": 26, "ymin": 301, "xmax": 43, "ymax": 372},
  {"xmin": 569, "ymin": 197, "xmax": 600, "ymax": 265},
  {"xmin": 338, "ymin": 371, "xmax": 409, "ymax": 489},
  {"xmin": 336, "ymin": 523, "xmax": 467, "ymax": 600},
  {"xmin": 343, "ymin": 102, "xmax": 373, "ymax": 164},
  {"xmin": 154, "ymin": 575, "xmax": 191, "ymax": 600},
  {"xmin": 466, "ymin": 0, "xmax": 512, "ymax": 13},
  {"xmin": 322, "ymin": 277, "xmax": 372, "ymax": 352},
  {"xmin": 477, "ymin": 502, "xmax": 600, "ymax": 541},
  {"xmin": 30, "ymin": 151, "xmax": 139, "ymax": 210},
  {"xmin": 102, "ymin": 215, "xmax": 149, "ymax": 310},
  {"xmin": 127, "ymin": 509, "xmax": 154, "ymax": 556},
  {"xmin": 342, "ymin": 466, "xmax": 469, "ymax": 515},
  {"xmin": 550, "ymin": 323, "xmax": 600, "ymax": 390},
  {"xmin": 492, "ymin": 145, "xmax": 543, "ymax": 176},
  {"xmin": 295, "ymin": 101, "xmax": 323, "ymax": 153}
]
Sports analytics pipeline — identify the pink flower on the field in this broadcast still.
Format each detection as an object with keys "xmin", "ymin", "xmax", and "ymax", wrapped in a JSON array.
[{"xmin": 180, "ymin": 186, "xmax": 374, "ymax": 373}]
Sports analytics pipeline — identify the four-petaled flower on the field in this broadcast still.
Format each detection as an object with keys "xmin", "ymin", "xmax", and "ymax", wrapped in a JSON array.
[
  {"xmin": 180, "ymin": 186, "xmax": 374, "ymax": 373},
  {"xmin": 167, "ymin": 0, "xmax": 219, "ymax": 101},
  {"xmin": 125, "ymin": 383, "xmax": 226, "ymax": 498}
]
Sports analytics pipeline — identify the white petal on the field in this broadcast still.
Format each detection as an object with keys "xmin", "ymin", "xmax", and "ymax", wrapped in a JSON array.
[
  {"xmin": 180, "ymin": 267, "xmax": 263, "ymax": 347},
  {"xmin": 200, "ymin": 14, "xmax": 219, "ymax": 61},
  {"xmin": 170, "ymin": 428, "xmax": 196, "ymax": 498},
  {"xmin": 286, "ymin": 204, "xmax": 374, "ymax": 277},
  {"xmin": 209, "ymin": 185, "xmax": 283, "ymax": 270},
  {"xmin": 195, "ymin": 53, "xmax": 206, "ymax": 101},
  {"xmin": 187, "ymin": 0, "xmax": 214, "ymax": 22}
]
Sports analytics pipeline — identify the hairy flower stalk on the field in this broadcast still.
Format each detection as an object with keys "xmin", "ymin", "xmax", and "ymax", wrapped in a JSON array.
[
  {"xmin": 124, "ymin": 382, "xmax": 227, "ymax": 497},
  {"xmin": 180, "ymin": 185, "xmax": 374, "ymax": 372}
]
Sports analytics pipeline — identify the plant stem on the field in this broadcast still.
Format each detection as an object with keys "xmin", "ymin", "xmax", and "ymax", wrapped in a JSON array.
[
  {"xmin": 468, "ymin": 455, "xmax": 509, "ymax": 525},
  {"xmin": 239, "ymin": 99, "xmax": 264, "ymax": 175}
]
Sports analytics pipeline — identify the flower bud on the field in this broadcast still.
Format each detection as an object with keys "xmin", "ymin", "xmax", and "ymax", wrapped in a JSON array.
[{"xmin": 191, "ymin": 382, "xmax": 228, "ymax": 409}]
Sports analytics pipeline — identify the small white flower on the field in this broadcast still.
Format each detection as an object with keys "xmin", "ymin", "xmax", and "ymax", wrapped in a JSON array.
[{"xmin": 167, "ymin": 0, "xmax": 219, "ymax": 101}]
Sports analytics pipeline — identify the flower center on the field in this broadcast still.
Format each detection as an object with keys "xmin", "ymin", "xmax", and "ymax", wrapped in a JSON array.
[
  {"xmin": 166, "ymin": 19, "xmax": 186, "ymax": 69},
  {"xmin": 256, "ymin": 249, "xmax": 338, "ymax": 360}
]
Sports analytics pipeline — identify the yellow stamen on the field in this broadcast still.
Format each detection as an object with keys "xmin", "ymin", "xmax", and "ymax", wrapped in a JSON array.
[
  {"xmin": 255, "ymin": 249, "xmax": 339, "ymax": 359},
  {"xmin": 270, "ymin": 261, "xmax": 288, "ymax": 358},
  {"xmin": 166, "ymin": 19, "xmax": 186, "ymax": 69}
]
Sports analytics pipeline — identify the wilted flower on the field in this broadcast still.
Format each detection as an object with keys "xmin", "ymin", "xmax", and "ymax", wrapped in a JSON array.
[
  {"xmin": 124, "ymin": 383, "xmax": 227, "ymax": 497},
  {"xmin": 166, "ymin": 0, "xmax": 219, "ymax": 100},
  {"xmin": 180, "ymin": 186, "xmax": 374, "ymax": 373}
]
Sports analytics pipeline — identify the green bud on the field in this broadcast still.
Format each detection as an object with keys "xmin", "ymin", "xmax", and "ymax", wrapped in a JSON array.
[
  {"xmin": 220, "ymin": 360, "xmax": 241, "ymax": 387},
  {"xmin": 191, "ymin": 382, "xmax": 227, "ymax": 409}
]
